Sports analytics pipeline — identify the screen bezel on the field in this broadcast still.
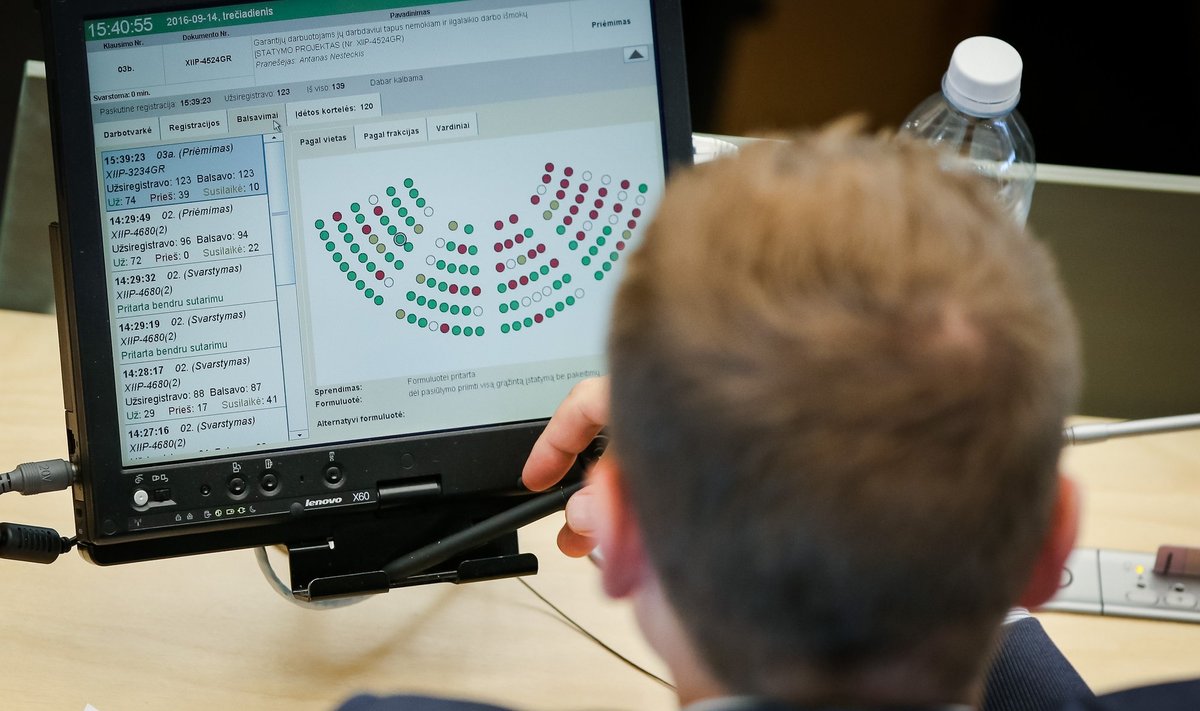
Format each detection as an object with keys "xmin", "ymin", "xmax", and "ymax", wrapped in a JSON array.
[{"xmin": 40, "ymin": 0, "xmax": 692, "ymax": 562}]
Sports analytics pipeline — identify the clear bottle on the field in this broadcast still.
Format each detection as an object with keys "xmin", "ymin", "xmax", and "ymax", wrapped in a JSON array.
[{"xmin": 901, "ymin": 36, "xmax": 1035, "ymax": 225}]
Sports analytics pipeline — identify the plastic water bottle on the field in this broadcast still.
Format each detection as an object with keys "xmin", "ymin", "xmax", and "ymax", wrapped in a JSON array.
[{"xmin": 901, "ymin": 36, "xmax": 1035, "ymax": 225}]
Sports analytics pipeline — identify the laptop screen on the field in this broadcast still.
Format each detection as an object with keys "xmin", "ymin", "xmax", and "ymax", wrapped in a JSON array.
[{"xmin": 82, "ymin": 1, "xmax": 671, "ymax": 467}]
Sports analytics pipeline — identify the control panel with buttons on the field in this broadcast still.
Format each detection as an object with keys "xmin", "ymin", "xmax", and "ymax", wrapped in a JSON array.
[{"xmin": 1044, "ymin": 548, "xmax": 1200, "ymax": 624}]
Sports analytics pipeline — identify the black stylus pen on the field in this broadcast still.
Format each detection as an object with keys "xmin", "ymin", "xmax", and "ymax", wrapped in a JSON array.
[{"xmin": 383, "ymin": 481, "xmax": 584, "ymax": 582}]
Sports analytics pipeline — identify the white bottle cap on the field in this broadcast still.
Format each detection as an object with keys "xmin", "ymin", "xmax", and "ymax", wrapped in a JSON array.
[{"xmin": 941, "ymin": 36, "xmax": 1023, "ymax": 118}]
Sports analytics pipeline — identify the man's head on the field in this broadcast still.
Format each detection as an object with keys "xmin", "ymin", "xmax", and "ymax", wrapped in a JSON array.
[{"xmin": 593, "ymin": 125, "xmax": 1081, "ymax": 705}]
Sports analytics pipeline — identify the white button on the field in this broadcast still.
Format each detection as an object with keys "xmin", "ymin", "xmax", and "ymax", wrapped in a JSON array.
[
  {"xmin": 1126, "ymin": 589, "xmax": 1160, "ymax": 605},
  {"xmin": 132, "ymin": 489, "xmax": 149, "ymax": 507},
  {"xmin": 1165, "ymin": 592, "xmax": 1197, "ymax": 609}
]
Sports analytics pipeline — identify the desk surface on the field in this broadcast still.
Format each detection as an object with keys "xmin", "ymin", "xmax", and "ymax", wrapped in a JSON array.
[{"xmin": 2, "ymin": 309, "xmax": 1199, "ymax": 711}]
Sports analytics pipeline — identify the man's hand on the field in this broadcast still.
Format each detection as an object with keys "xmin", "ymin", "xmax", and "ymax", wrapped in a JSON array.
[{"xmin": 521, "ymin": 376, "xmax": 609, "ymax": 557}]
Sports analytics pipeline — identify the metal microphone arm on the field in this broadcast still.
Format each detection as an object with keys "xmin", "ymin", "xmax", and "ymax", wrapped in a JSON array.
[{"xmin": 1063, "ymin": 413, "xmax": 1200, "ymax": 445}]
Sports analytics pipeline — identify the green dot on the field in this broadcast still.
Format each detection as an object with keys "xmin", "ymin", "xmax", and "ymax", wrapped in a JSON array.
[
  {"xmin": 464, "ymin": 327, "xmax": 474, "ymax": 337},
  {"xmin": 344, "ymin": 235, "xmax": 353, "ymax": 244},
  {"xmin": 542, "ymin": 210, "xmax": 553, "ymax": 220},
  {"xmin": 426, "ymin": 278, "xmax": 436, "ymax": 288},
  {"xmin": 446, "ymin": 241, "xmax": 456, "ymax": 251},
  {"xmin": 501, "ymin": 323, "xmax": 511, "ymax": 334},
  {"xmin": 427, "ymin": 298, "xmax": 437, "ymax": 309},
  {"xmin": 392, "ymin": 198, "xmax": 402, "ymax": 207},
  {"xmin": 389, "ymin": 226, "xmax": 399, "ymax": 236},
  {"xmin": 395, "ymin": 259, "xmax": 404, "ymax": 269},
  {"xmin": 595, "ymin": 271, "xmax": 604, "ymax": 280},
  {"xmin": 639, "ymin": 183, "xmax": 648, "ymax": 194},
  {"xmin": 338, "ymin": 223, "xmax": 348, "ymax": 233},
  {"xmin": 566, "ymin": 296, "xmax": 576, "ymax": 306},
  {"xmin": 530, "ymin": 272, "xmax": 539, "ymax": 282},
  {"xmin": 436, "ymin": 259, "xmax": 446, "ymax": 270},
  {"xmin": 405, "ymin": 216, "xmax": 415, "ymax": 227},
  {"xmin": 418, "ymin": 317, "xmax": 428, "ymax": 328},
  {"xmin": 365, "ymin": 288, "xmax": 374, "ymax": 298},
  {"xmin": 325, "ymin": 242, "xmax": 335, "ymax": 252},
  {"xmin": 610, "ymin": 252, "xmax": 619, "ymax": 261},
  {"xmin": 451, "ymin": 305, "xmax": 461, "ymax": 315},
  {"xmin": 408, "ymin": 314, "xmax": 418, "ymax": 324},
  {"xmin": 439, "ymin": 303, "xmax": 449, "ymax": 313},
  {"xmin": 416, "ymin": 197, "xmax": 426, "ymax": 208},
  {"xmin": 417, "ymin": 295, "xmax": 426, "ymax": 306},
  {"xmin": 523, "ymin": 228, "xmax": 533, "ymax": 238},
  {"xmin": 540, "ymin": 265, "xmax": 550, "ymax": 275},
  {"xmin": 553, "ymin": 280, "xmax": 562, "ymax": 289},
  {"xmin": 404, "ymin": 178, "xmax": 414, "ymax": 188},
  {"xmin": 346, "ymin": 271, "xmax": 356, "ymax": 281},
  {"xmin": 387, "ymin": 186, "xmax": 397, "ymax": 197},
  {"xmin": 449, "ymin": 221, "xmax": 459, "ymax": 231},
  {"xmin": 468, "ymin": 245, "xmax": 478, "ymax": 256},
  {"xmin": 339, "ymin": 262, "xmax": 349, "ymax": 273},
  {"xmin": 465, "ymin": 224, "xmax": 475, "ymax": 235},
  {"xmin": 545, "ymin": 308, "xmax": 554, "ymax": 318},
  {"xmin": 367, "ymin": 262, "xmax": 376, "ymax": 271},
  {"xmin": 447, "ymin": 264, "xmax": 457, "ymax": 274},
  {"xmin": 399, "ymin": 207, "xmax": 409, "ymax": 217},
  {"xmin": 498, "ymin": 283, "xmax": 507, "ymax": 294},
  {"xmin": 404, "ymin": 242, "xmax": 414, "ymax": 252},
  {"xmin": 355, "ymin": 214, "xmax": 365, "ymax": 224},
  {"xmin": 315, "ymin": 219, "xmax": 325, "ymax": 229},
  {"xmin": 602, "ymin": 262, "xmax": 612, "ymax": 272},
  {"xmin": 385, "ymin": 252, "xmax": 394, "ymax": 262},
  {"xmin": 556, "ymin": 226, "xmax": 566, "ymax": 235},
  {"xmin": 513, "ymin": 322, "xmax": 522, "ymax": 332},
  {"xmin": 603, "ymin": 226, "xmax": 612, "ymax": 235},
  {"xmin": 588, "ymin": 246, "xmax": 598, "ymax": 256},
  {"xmin": 351, "ymin": 202, "xmax": 361, "ymax": 213},
  {"xmin": 350, "ymin": 243, "xmax": 360, "ymax": 254},
  {"xmin": 596, "ymin": 236, "xmax": 606, "ymax": 247},
  {"xmin": 469, "ymin": 266, "xmax": 480, "ymax": 276},
  {"xmin": 380, "ymin": 216, "xmax": 390, "ymax": 226},
  {"xmin": 358, "ymin": 253, "xmax": 367, "ymax": 263},
  {"xmin": 582, "ymin": 256, "xmax": 591, "ymax": 266},
  {"xmin": 523, "ymin": 317, "xmax": 533, "ymax": 327},
  {"xmin": 452, "ymin": 325, "xmax": 462, "ymax": 336},
  {"xmin": 477, "ymin": 327, "xmax": 485, "ymax": 336},
  {"xmin": 409, "ymin": 188, "xmax": 419, "ymax": 199},
  {"xmin": 438, "ymin": 282, "xmax": 448, "ymax": 292},
  {"xmin": 374, "ymin": 296, "xmax": 384, "ymax": 306},
  {"xmin": 406, "ymin": 291, "xmax": 416, "ymax": 301},
  {"xmin": 510, "ymin": 300, "xmax": 518, "ymax": 310},
  {"xmin": 320, "ymin": 230, "xmax": 330, "ymax": 240},
  {"xmin": 568, "ymin": 241, "xmax": 578, "ymax": 251},
  {"xmin": 563, "ymin": 274, "xmax": 572, "ymax": 284},
  {"xmin": 555, "ymin": 301, "xmax": 564, "ymax": 312}
]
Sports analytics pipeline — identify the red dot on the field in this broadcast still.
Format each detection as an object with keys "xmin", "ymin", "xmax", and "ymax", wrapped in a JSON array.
[
  {"xmin": 569, "ymin": 205, "xmax": 579, "ymax": 215},
  {"xmin": 496, "ymin": 263, "xmax": 505, "ymax": 273},
  {"xmin": 614, "ymin": 204, "xmax": 623, "ymax": 213},
  {"xmin": 589, "ymin": 210, "xmax": 599, "ymax": 220},
  {"xmin": 621, "ymin": 180, "xmax": 631, "ymax": 189},
  {"xmin": 617, "ymin": 241, "xmax": 626, "ymax": 251},
  {"xmin": 509, "ymin": 214, "xmax": 518, "ymax": 224},
  {"xmin": 494, "ymin": 220, "xmax": 504, "ymax": 231},
  {"xmin": 362, "ymin": 225, "xmax": 372, "ymax": 234},
  {"xmin": 440, "ymin": 323, "xmax": 450, "ymax": 333},
  {"xmin": 376, "ymin": 270, "xmax": 385, "ymax": 280},
  {"xmin": 494, "ymin": 243, "xmax": 504, "ymax": 252},
  {"xmin": 632, "ymin": 208, "xmax": 642, "ymax": 218},
  {"xmin": 550, "ymin": 258, "xmax": 560, "ymax": 268},
  {"xmin": 449, "ymin": 284, "xmax": 459, "ymax": 294},
  {"xmin": 573, "ymin": 194, "xmax": 583, "ymax": 204},
  {"xmin": 628, "ymin": 220, "xmax": 637, "ymax": 229},
  {"xmin": 472, "ymin": 286, "xmax": 482, "ymax": 296},
  {"xmin": 576, "ymin": 233, "xmax": 586, "ymax": 242},
  {"xmin": 595, "ymin": 199, "xmax": 604, "ymax": 208},
  {"xmin": 564, "ymin": 167, "xmax": 574, "ymax": 177},
  {"xmin": 556, "ymin": 190, "xmax": 566, "ymax": 200},
  {"xmin": 504, "ymin": 239, "xmax": 514, "ymax": 249},
  {"xmin": 520, "ymin": 276, "xmax": 529, "ymax": 285},
  {"xmin": 580, "ymin": 183, "xmax": 589, "ymax": 193},
  {"xmin": 332, "ymin": 211, "xmax": 342, "ymax": 221},
  {"xmin": 536, "ymin": 243, "xmax": 546, "ymax": 253},
  {"xmin": 527, "ymin": 249, "xmax": 537, "ymax": 259},
  {"xmin": 534, "ymin": 313, "xmax": 544, "ymax": 323},
  {"xmin": 599, "ymin": 188, "xmax": 608, "ymax": 197},
  {"xmin": 457, "ymin": 244, "xmax": 467, "ymax": 254},
  {"xmin": 563, "ymin": 216, "xmax": 573, "ymax": 225},
  {"xmin": 515, "ymin": 234, "xmax": 524, "ymax": 244},
  {"xmin": 545, "ymin": 163, "xmax": 555, "ymax": 172},
  {"xmin": 374, "ymin": 206, "xmax": 383, "ymax": 216},
  {"xmin": 531, "ymin": 195, "xmax": 540, "ymax": 205},
  {"xmin": 542, "ymin": 174, "xmax": 551, "ymax": 184},
  {"xmin": 560, "ymin": 179, "xmax": 570, "ymax": 188},
  {"xmin": 508, "ymin": 279, "xmax": 518, "ymax": 289}
]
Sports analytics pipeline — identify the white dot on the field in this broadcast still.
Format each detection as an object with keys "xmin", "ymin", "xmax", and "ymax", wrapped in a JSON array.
[
  {"xmin": 435, "ymin": 238, "xmax": 446, "ymax": 248},
  {"xmin": 532, "ymin": 292, "xmax": 543, "ymax": 303},
  {"xmin": 582, "ymin": 171, "xmax": 593, "ymax": 181},
  {"xmin": 426, "ymin": 256, "xmax": 436, "ymax": 266},
  {"xmin": 618, "ymin": 191, "xmax": 628, "ymax": 201},
  {"xmin": 541, "ymin": 286, "xmax": 552, "ymax": 297},
  {"xmin": 601, "ymin": 175, "xmax": 612, "ymax": 185},
  {"xmin": 473, "ymin": 306, "xmax": 483, "ymax": 317},
  {"xmin": 428, "ymin": 321, "xmax": 439, "ymax": 332},
  {"xmin": 537, "ymin": 185, "xmax": 547, "ymax": 195},
  {"xmin": 424, "ymin": 207, "xmax": 434, "ymax": 217},
  {"xmin": 385, "ymin": 278, "xmax": 395, "ymax": 288},
  {"xmin": 636, "ymin": 195, "xmax": 646, "ymax": 206},
  {"xmin": 574, "ymin": 288, "xmax": 585, "ymax": 299},
  {"xmin": 522, "ymin": 297, "xmax": 532, "ymax": 307},
  {"xmin": 583, "ymin": 221, "xmax": 593, "ymax": 231},
  {"xmin": 608, "ymin": 215, "xmax": 619, "ymax": 225},
  {"xmin": 368, "ymin": 195, "xmax": 379, "ymax": 205},
  {"xmin": 506, "ymin": 259, "xmax": 517, "ymax": 269}
]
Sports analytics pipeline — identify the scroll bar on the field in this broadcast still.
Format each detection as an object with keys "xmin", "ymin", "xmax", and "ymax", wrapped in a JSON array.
[{"xmin": 264, "ymin": 131, "xmax": 310, "ymax": 439}]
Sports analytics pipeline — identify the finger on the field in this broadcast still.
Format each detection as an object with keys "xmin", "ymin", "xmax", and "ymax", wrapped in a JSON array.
[
  {"xmin": 557, "ymin": 523, "xmax": 596, "ymax": 558},
  {"xmin": 521, "ymin": 376, "xmax": 610, "ymax": 491}
]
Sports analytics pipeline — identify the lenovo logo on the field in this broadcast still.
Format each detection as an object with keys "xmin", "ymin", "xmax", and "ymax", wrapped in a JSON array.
[{"xmin": 305, "ymin": 496, "xmax": 343, "ymax": 508}]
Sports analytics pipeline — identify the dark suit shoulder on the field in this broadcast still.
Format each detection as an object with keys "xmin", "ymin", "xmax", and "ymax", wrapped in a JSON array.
[
  {"xmin": 1057, "ymin": 679, "xmax": 1200, "ymax": 711},
  {"xmin": 336, "ymin": 694, "xmax": 519, "ymax": 711}
]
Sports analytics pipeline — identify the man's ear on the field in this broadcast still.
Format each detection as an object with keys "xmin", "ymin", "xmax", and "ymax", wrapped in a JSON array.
[
  {"xmin": 1019, "ymin": 474, "xmax": 1081, "ymax": 609},
  {"xmin": 590, "ymin": 454, "xmax": 652, "ymax": 599}
]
